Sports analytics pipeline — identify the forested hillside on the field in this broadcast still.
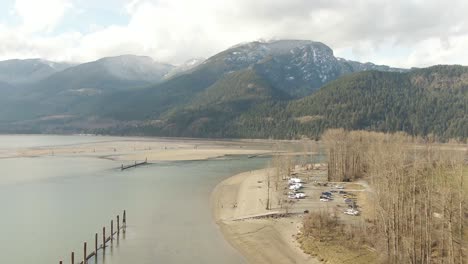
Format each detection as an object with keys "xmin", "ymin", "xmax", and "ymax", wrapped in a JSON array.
[
  {"xmin": 93, "ymin": 65, "xmax": 467, "ymax": 141},
  {"xmin": 226, "ymin": 66, "xmax": 467, "ymax": 140},
  {"xmin": 0, "ymin": 40, "xmax": 465, "ymax": 141}
]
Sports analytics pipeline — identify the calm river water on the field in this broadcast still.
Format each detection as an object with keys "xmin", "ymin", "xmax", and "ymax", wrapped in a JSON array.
[{"xmin": 0, "ymin": 135, "xmax": 268, "ymax": 264}]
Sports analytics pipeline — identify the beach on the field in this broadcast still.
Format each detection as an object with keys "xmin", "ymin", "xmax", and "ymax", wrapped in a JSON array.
[
  {"xmin": 211, "ymin": 168, "xmax": 319, "ymax": 264},
  {"xmin": 0, "ymin": 136, "xmax": 277, "ymax": 161}
]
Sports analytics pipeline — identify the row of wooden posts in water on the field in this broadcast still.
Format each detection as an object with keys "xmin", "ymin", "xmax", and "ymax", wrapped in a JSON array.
[
  {"xmin": 121, "ymin": 158, "xmax": 148, "ymax": 171},
  {"xmin": 59, "ymin": 210, "xmax": 127, "ymax": 264}
]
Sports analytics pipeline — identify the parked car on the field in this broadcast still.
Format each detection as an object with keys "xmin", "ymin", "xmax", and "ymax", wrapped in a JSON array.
[
  {"xmin": 295, "ymin": 193, "xmax": 306, "ymax": 199},
  {"xmin": 289, "ymin": 192, "xmax": 306, "ymax": 199},
  {"xmin": 320, "ymin": 198, "xmax": 330, "ymax": 202},
  {"xmin": 320, "ymin": 195, "xmax": 333, "ymax": 201},
  {"xmin": 344, "ymin": 209, "xmax": 360, "ymax": 216},
  {"xmin": 288, "ymin": 178, "xmax": 302, "ymax": 184},
  {"xmin": 289, "ymin": 184, "xmax": 302, "ymax": 190}
]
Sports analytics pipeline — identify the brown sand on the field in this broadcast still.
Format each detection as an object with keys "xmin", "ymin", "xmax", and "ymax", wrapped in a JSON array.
[
  {"xmin": 120, "ymin": 148, "xmax": 269, "ymax": 161},
  {"xmin": 211, "ymin": 169, "xmax": 319, "ymax": 264},
  {"xmin": 3, "ymin": 138, "xmax": 274, "ymax": 161}
]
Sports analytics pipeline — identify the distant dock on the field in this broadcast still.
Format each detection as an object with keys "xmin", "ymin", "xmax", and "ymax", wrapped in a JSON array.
[{"xmin": 121, "ymin": 158, "xmax": 148, "ymax": 170}]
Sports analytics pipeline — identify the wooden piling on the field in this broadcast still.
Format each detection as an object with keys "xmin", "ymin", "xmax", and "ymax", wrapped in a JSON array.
[
  {"xmin": 102, "ymin": 227, "xmax": 106, "ymax": 250},
  {"xmin": 60, "ymin": 212, "xmax": 128, "ymax": 263},
  {"xmin": 121, "ymin": 161, "xmax": 147, "ymax": 170},
  {"xmin": 117, "ymin": 215, "xmax": 120, "ymax": 235},
  {"xmin": 95, "ymin": 233, "xmax": 98, "ymax": 256},
  {"xmin": 111, "ymin": 220, "xmax": 114, "ymax": 242},
  {"xmin": 83, "ymin": 242, "xmax": 87, "ymax": 264}
]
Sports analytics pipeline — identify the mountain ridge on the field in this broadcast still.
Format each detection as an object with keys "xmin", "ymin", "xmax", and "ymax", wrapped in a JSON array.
[
  {"xmin": 0, "ymin": 58, "xmax": 73, "ymax": 85},
  {"xmin": 0, "ymin": 40, "xmax": 464, "ymax": 140}
]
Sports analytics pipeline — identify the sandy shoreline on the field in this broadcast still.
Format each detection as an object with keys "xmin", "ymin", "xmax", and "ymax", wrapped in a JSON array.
[
  {"xmin": 0, "ymin": 137, "xmax": 277, "ymax": 161},
  {"xmin": 211, "ymin": 168, "xmax": 319, "ymax": 264}
]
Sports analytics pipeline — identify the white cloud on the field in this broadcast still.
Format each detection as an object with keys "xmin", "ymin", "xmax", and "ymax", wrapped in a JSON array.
[
  {"xmin": 0, "ymin": 24, "xmax": 81, "ymax": 61},
  {"xmin": 14, "ymin": 0, "xmax": 73, "ymax": 33},
  {"xmin": 0, "ymin": 0, "xmax": 468, "ymax": 67},
  {"xmin": 406, "ymin": 36, "xmax": 468, "ymax": 67}
]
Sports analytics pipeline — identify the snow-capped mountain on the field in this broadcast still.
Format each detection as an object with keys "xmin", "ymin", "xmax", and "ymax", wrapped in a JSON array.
[
  {"xmin": 29, "ymin": 55, "xmax": 175, "ymax": 97},
  {"xmin": 0, "ymin": 39, "xmax": 412, "ymax": 136},
  {"xmin": 0, "ymin": 58, "xmax": 72, "ymax": 85},
  {"xmin": 164, "ymin": 57, "xmax": 205, "ymax": 79},
  {"xmin": 95, "ymin": 55, "xmax": 175, "ymax": 82},
  {"xmin": 205, "ymin": 39, "xmax": 405, "ymax": 97}
]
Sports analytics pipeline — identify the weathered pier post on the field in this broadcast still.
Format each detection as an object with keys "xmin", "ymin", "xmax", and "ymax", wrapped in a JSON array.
[
  {"xmin": 102, "ymin": 227, "xmax": 106, "ymax": 251},
  {"xmin": 123, "ymin": 210, "xmax": 126, "ymax": 228},
  {"xmin": 111, "ymin": 220, "xmax": 114, "ymax": 242},
  {"xmin": 59, "ymin": 211, "xmax": 129, "ymax": 263},
  {"xmin": 110, "ymin": 220, "xmax": 114, "ymax": 244},
  {"xmin": 95, "ymin": 233, "xmax": 98, "ymax": 256},
  {"xmin": 117, "ymin": 215, "xmax": 120, "ymax": 235},
  {"xmin": 83, "ymin": 242, "xmax": 87, "ymax": 264}
]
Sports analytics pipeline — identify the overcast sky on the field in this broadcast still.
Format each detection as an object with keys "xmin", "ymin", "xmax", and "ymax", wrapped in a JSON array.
[{"xmin": 0, "ymin": 0, "xmax": 467, "ymax": 68}]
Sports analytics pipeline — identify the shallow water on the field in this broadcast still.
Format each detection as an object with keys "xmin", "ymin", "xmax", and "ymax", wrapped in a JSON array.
[{"xmin": 0, "ymin": 135, "xmax": 267, "ymax": 264}]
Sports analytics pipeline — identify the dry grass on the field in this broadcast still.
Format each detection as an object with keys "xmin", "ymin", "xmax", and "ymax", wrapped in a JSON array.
[
  {"xmin": 355, "ymin": 191, "xmax": 376, "ymax": 221},
  {"xmin": 345, "ymin": 183, "xmax": 365, "ymax": 190},
  {"xmin": 298, "ymin": 235, "xmax": 381, "ymax": 264},
  {"xmin": 463, "ymin": 165, "xmax": 468, "ymax": 259},
  {"xmin": 299, "ymin": 212, "xmax": 381, "ymax": 264},
  {"xmin": 320, "ymin": 129, "xmax": 467, "ymax": 263}
]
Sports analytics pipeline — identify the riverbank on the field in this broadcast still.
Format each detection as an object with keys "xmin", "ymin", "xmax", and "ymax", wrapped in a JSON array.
[
  {"xmin": 211, "ymin": 168, "xmax": 319, "ymax": 264},
  {"xmin": 1, "ymin": 134, "xmax": 321, "ymax": 262},
  {"xmin": 0, "ymin": 134, "xmax": 274, "ymax": 264}
]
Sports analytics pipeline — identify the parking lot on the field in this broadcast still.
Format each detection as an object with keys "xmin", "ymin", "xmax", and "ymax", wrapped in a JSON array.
[{"xmin": 281, "ymin": 165, "xmax": 367, "ymax": 224}]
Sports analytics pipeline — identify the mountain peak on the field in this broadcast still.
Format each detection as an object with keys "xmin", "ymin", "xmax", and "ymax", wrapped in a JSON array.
[
  {"xmin": 227, "ymin": 39, "xmax": 332, "ymax": 55},
  {"xmin": 164, "ymin": 57, "xmax": 206, "ymax": 79},
  {"xmin": 63, "ymin": 55, "xmax": 175, "ymax": 83},
  {"xmin": 0, "ymin": 58, "xmax": 72, "ymax": 85},
  {"xmin": 98, "ymin": 54, "xmax": 156, "ymax": 63},
  {"xmin": 203, "ymin": 39, "xmax": 403, "ymax": 97}
]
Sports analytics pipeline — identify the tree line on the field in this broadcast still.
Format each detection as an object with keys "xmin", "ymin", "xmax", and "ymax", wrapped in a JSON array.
[{"xmin": 303, "ymin": 129, "xmax": 467, "ymax": 263}]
